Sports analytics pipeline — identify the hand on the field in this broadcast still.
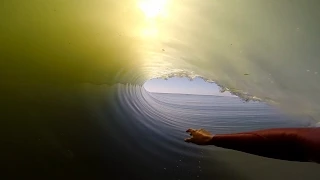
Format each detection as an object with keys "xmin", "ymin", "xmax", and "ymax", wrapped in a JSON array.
[{"xmin": 185, "ymin": 128, "xmax": 214, "ymax": 145}]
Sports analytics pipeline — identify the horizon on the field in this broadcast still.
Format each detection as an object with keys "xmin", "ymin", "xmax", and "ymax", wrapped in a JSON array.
[
  {"xmin": 143, "ymin": 77, "xmax": 236, "ymax": 97},
  {"xmin": 144, "ymin": 90, "xmax": 239, "ymax": 98}
]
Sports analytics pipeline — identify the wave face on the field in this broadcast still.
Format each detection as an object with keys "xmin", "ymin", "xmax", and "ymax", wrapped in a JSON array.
[
  {"xmin": 1, "ymin": 0, "xmax": 320, "ymax": 179},
  {"xmin": 1, "ymin": 0, "xmax": 320, "ymax": 119}
]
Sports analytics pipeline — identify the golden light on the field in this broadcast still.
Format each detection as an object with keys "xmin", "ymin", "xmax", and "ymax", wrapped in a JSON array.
[
  {"xmin": 138, "ymin": 0, "xmax": 168, "ymax": 19},
  {"xmin": 141, "ymin": 26, "xmax": 159, "ymax": 37}
]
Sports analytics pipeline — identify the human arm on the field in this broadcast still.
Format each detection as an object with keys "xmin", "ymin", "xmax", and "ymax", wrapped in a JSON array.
[{"xmin": 185, "ymin": 128, "xmax": 320, "ymax": 163}]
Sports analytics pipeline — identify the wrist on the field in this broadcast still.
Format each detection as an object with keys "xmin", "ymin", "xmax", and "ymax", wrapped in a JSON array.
[{"xmin": 204, "ymin": 135, "xmax": 215, "ymax": 145}]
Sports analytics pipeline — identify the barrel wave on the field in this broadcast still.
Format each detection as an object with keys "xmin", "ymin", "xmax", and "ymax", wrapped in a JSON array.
[{"xmin": 1, "ymin": 0, "xmax": 320, "ymax": 179}]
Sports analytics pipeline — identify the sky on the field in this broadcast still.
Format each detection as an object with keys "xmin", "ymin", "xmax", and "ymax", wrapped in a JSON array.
[{"xmin": 143, "ymin": 77, "xmax": 235, "ymax": 96}]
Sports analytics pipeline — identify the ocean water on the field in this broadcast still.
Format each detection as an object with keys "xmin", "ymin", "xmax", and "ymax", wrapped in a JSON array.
[
  {"xmin": 1, "ymin": 0, "xmax": 320, "ymax": 179},
  {"xmin": 2, "ymin": 83, "xmax": 320, "ymax": 179}
]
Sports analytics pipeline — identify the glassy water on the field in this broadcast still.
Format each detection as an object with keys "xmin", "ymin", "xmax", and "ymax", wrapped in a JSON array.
[
  {"xmin": 1, "ymin": 0, "xmax": 320, "ymax": 179},
  {"xmin": 2, "ymin": 83, "xmax": 320, "ymax": 179}
]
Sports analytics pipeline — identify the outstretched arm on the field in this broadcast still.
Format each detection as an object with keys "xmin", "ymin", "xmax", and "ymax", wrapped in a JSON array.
[{"xmin": 185, "ymin": 128, "xmax": 320, "ymax": 163}]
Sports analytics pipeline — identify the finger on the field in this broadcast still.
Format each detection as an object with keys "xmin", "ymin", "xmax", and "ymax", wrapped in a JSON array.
[
  {"xmin": 186, "ymin": 128, "xmax": 196, "ymax": 134},
  {"xmin": 184, "ymin": 138, "xmax": 193, "ymax": 143}
]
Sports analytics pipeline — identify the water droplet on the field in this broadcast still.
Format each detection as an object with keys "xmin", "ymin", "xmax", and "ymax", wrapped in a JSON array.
[
  {"xmin": 163, "ymin": 168, "xmax": 166, "ymax": 170},
  {"xmin": 307, "ymin": 70, "xmax": 310, "ymax": 72},
  {"xmin": 315, "ymin": 72, "xmax": 318, "ymax": 75}
]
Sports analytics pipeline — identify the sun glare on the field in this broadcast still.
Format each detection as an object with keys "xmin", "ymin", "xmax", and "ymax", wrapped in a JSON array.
[
  {"xmin": 137, "ymin": 0, "xmax": 169, "ymax": 38},
  {"xmin": 138, "ymin": 0, "xmax": 168, "ymax": 19}
]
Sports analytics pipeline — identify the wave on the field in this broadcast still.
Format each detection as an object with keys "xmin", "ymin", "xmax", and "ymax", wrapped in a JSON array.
[
  {"xmin": 1, "ymin": 1, "xmax": 320, "ymax": 178},
  {"xmin": 1, "ymin": 0, "xmax": 320, "ymax": 121}
]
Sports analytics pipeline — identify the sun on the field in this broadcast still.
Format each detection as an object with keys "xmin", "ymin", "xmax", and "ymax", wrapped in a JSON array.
[{"xmin": 138, "ymin": 0, "xmax": 167, "ymax": 19}]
